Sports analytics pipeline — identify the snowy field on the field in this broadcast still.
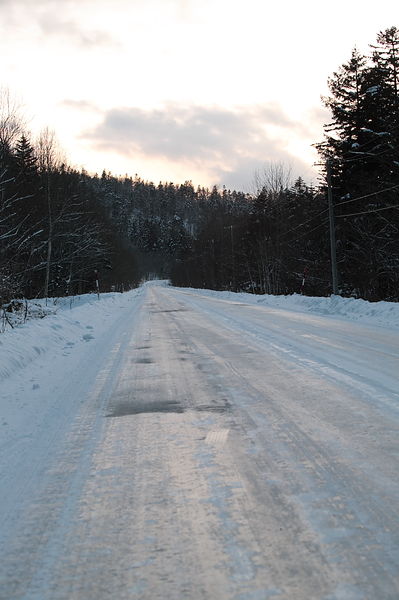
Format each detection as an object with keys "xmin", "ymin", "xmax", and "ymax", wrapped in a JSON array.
[{"xmin": 1, "ymin": 282, "xmax": 398, "ymax": 599}]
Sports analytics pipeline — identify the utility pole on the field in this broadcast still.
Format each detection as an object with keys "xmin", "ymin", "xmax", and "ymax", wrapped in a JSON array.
[
  {"xmin": 326, "ymin": 159, "xmax": 339, "ymax": 295},
  {"xmin": 230, "ymin": 225, "xmax": 235, "ymax": 291},
  {"xmin": 224, "ymin": 224, "xmax": 236, "ymax": 291}
]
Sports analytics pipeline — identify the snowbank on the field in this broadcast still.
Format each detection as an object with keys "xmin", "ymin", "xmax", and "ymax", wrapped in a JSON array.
[
  {"xmin": 0, "ymin": 289, "xmax": 142, "ymax": 382},
  {"xmin": 176, "ymin": 288, "xmax": 399, "ymax": 330}
]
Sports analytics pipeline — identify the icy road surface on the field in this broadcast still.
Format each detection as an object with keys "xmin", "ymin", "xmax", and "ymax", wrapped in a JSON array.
[{"xmin": 1, "ymin": 284, "xmax": 399, "ymax": 599}]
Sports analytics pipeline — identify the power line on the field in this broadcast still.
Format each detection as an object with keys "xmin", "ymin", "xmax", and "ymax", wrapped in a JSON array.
[
  {"xmin": 277, "ymin": 183, "xmax": 398, "ymax": 242},
  {"xmin": 336, "ymin": 203, "xmax": 399, "ymax": 218},
  {"xmin": 334, "ymin": 183, "xmax": 399, "ymax": 208},
  {"xmin": 250, "ymin": 174, "xmax": 398, "ymax": 252},
  {"xmin": 277, "ymin": 204, "xmax": 329, "ymax": 239},
  {"xmin": 278, "ymin": 218, "xmax": 329, "ymax": 248},
  {"xmin": 278, "ymin": 183, "xmax": 399, "ymax": 240}
]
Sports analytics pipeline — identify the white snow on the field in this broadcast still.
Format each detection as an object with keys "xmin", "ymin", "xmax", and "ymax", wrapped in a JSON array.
[
  {"xmin": 1, "ymin": 282, "xmax": 397, "ymax": 437},
  {"xmin": 176, "ymin": 287, "xmax": 399, "ymax": 329},
  {"xmin": 0, "ymin": 290, "xmax": 143, "ymax": 381},
  {"xmin": 1, "ymin": 283, "xmax": 398, "ymax": 382},
  {"xmin": 0, "ymin": 289, "xmax": 145, "ymax": 463},
  {"xmin": 1, "ymin": 284, "xmax": 398, "ymax": 387},
  {"xmin": 1, "ymin": 281, "xmax": 398, "ymax": 598},
  {"xmin": 1, "ymin": 282, "xmax": 398, "ymax": 439}
]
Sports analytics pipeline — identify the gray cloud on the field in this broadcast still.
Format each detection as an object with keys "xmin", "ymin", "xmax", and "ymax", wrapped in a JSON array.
[
  {"xmin": 85, "ymin": 103, "xmax": 306, "ymax": 161},
  {"xmin": 37, "ymin": 13, "xmax": 118, "ymax": 48},
  {"xmin": 0, "ymin": 0, "xmax": 119, "ymax": 48},
  {"xmin": 84, "ymin": 103, "xmax": 318, "ymax": 189},
  {"xmin": 60, "ymin": 99, "xmax": 100, "ymax": 112}
]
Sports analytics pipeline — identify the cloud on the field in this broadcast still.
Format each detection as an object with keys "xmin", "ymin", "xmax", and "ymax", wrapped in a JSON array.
[
  {"xmin": 37, "ymin": 13, "xmax": 118, "ymax": 48},
  {"xmin": 0, "ymin": 0, "xmax": 119, "ymax": 48},
  {"xmin": 85, "ymin": 103, "xmax": 305, "ymax": 161},
  {"xmin": 84, "ymin": 103, "xmax": 318, "ymax": 189},
  {"xmin": 60, "ymin": 99, "xmax": 100, "ymax": 112}
]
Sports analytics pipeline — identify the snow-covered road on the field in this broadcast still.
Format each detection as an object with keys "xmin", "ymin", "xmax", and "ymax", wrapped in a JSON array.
[{"xmin": 1, "ymin": 284, "xmax": 398, "ymax": 599}]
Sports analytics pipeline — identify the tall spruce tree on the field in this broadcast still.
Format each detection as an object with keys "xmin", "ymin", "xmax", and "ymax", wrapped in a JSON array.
[
  {"xmin": 316, "ymin": 48, "xmax": 368, "ymax": 195},
  {"xmin": 14, "ymin": 134, "xmax": 41, "ymax": 210},
  {"xmin": 317, "ymin": 28, "xmax": 399, "ymax": 300},
  {"xmin": 369, "ymin": 27, "xmax": 399, "ymax": 186}
]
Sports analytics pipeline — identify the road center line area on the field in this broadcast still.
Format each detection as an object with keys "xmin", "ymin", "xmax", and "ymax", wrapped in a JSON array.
[{"xmin": 1, "ymin": 284, "xmax": 398, "ymax": 599}]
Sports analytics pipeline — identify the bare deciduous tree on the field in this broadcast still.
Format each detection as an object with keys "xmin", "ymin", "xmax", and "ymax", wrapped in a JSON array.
[
  {"xmin": 253, "ymin": 161, "xmax": 293, "ymax": 197},
  {"xmin": 0, "ymin": 87, "xmax": 25, "ymax": 148}
]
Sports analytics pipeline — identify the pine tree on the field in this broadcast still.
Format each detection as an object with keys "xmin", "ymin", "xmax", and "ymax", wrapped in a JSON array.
[
  {"xmin": 368, "ymin": 27, "xmax": 399, "ymax": 186},
  {"xmin": 14, "ymin": 134, "xmax": 40, "ymax": 202},
  {"xmin": 317, "ymin": 28, "xmax": 399, "ymax": 300},
  {"xmin": 371, "ymin": 27, "xmax": 399, "ymax": 108},
  {"xmin": 15, "ymin": 135, "xmax": 37, "ymax": 177},
  {"xmin": 316, "ymin": 48, "xmax": 368, "ymax": 196}
]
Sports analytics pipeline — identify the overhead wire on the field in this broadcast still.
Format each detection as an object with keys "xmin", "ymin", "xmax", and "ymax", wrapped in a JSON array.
[
  {"xmin": 278, "ymin": 218, "xmax": 330, "ymax": 248},
  {"xmin": 334, "ymin": 183, "xmax": 399, "ymax": 208},
  {"xmin": 336, "ymin": 203, "xmax": 399, "ymax": 218},
  {"xmin": 277, "ymin": 203, "xmax": 329, "ymax": 239},
  {"xmin": 274, "ymin": 181, "xmax": 398, "ymax": 243},
  {"xmin": 254, "ymin": 118, "xmax": 398, "ymax": 244}
]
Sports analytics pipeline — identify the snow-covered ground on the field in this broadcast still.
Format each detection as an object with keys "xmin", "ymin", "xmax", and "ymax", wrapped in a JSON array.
[
  {"xmin": 1, "ymin": 290, "xmax": 143, "ymax": 380},
  {"xmin": 179, "ymin": 286, "xmax": 399, "ymax": 329},
  {"xmin": 2, "ymin": 283, "xmax": 398, "ymax": 385},
  {"xmin": 1, "ymin": 287, "xmax": 146, "ymax": 456},
  {"xmin": 1, "ymin": 282, "xmax": 398, "ymax": 479},
  {"xmin": 1, "ymin": 282, "xmax": 398, "ymax": 599}
]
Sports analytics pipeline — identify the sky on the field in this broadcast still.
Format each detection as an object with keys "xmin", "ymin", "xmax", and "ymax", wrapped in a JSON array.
[{"xmin": 0, "ymin": 0, "xmax": 398, "ymax": 191}]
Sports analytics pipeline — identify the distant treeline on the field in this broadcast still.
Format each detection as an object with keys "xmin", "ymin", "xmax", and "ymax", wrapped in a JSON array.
[{"xmin": 1, "ymin": 26, "xmax": 398, "ymax": 303}]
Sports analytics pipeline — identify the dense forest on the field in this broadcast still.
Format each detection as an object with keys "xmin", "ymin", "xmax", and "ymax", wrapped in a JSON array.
[{"xmin": 1, "ymin": 26, "xmax": 398, "ymax": 304}]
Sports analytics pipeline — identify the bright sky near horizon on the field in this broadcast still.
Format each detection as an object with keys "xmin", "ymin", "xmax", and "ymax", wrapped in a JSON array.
[{"xmin": 1, "ymin": 0, "xmax": 397, "ymax": 190}]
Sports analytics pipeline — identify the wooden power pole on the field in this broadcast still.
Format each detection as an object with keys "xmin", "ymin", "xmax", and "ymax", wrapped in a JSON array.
[{"xmin": 327, "ymin": 159, "xmax": 339, "ymax": 295}]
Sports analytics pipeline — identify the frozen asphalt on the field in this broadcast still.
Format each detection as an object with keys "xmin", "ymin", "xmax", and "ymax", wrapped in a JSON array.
[{"xmin": 1, "ymin": 284, "xmax": 398, "ymax": 599}]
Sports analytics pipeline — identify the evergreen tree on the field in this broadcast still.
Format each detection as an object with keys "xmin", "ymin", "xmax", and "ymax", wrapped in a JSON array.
[
  {"xmin": 317, "ymin": 27, "xmax": 399, "ymax": 299},
  {"xmin": 316, "ymin": 49, "xmax": 368, "ymax": 195},
  {"xmin": 15, "ymin": 135, "xmax": 38, "ymax": 182},
  {"xmin": 368, "ymin": 27, "xmax": 399, "ymax": 186},
  {"xmin": 371, "ymin": 26, "xmax": 399, "ymax": 107}
]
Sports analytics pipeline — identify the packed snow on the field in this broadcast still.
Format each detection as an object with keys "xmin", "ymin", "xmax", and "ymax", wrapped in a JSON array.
[
  {"xmin": 1, "ymin": 281, "xmax": 398, "ymax": 599},
  {"xmin": 1, "ymin": 282, "xmax": 398, "ymax": 442},
  {"xmin": 1, "ymin": 283, "xmax": 398, "ymax": 385}
]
